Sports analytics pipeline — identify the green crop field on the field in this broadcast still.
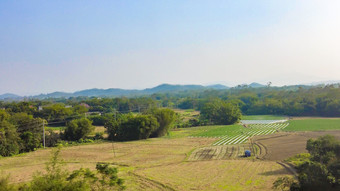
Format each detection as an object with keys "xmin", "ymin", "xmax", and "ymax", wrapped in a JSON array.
[
  {"xmin": 241, "ymin": 115, "xmax": 287, "ymax": 120},
  {"xmin": 191, "ymin": 124, "xmax": 243, "ymax": 137},
  {"xmin": 188, "ymin": 122, "xmax": 289, "ymax": 145},
  {"xmin": 284, "ymin": 118, "xmax": 340, "ymax": 131}
]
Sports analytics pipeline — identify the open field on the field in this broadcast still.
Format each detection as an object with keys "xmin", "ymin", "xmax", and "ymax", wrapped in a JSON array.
[
  {"xmin": 284, "ymin": 118, "xmax": 340, "ymax": 131},
  {"xmin": 252, "ymin": 131, "xmax": 340, "ymax": 161},
  {"xmin": 5, "ymin": 116, "xmax": 340, "ymax": 190},
  {"xmin": 173, "ymin": 109, "xmax": 200, "ymax": 121},
  {"xmin": 0, "ymin": 135, "xmax": 291, "ymax": 190}
]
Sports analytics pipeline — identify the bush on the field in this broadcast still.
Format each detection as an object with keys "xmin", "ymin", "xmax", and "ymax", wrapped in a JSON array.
[
  {"xmin": 149, "ymin": 108, "xmax": 176, "ymax": 137},
  {"xmin": 20, "ymin": 147, "xmax": 125, "ymax": 191},
  {"xmin": 0, "ymin": 121, "xmax": 21, "ymax": 157},
  {"xmin": 63, "ymin": 118, "xmax": 94, "ymax": 141},
  {"xmin": 106, "ymin": 114, "xmax": 159, "ymax": 141},
  {"xmin": 0, "ymin": 175, "xmax": 16, "ymax": 191},
  {"xmin": 200, "ymin": 99, "xmax": 242, "ymax": 125}
]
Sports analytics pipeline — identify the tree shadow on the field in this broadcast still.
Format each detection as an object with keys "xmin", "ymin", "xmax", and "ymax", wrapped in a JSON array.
[{"xmin": 260, "ymin": 168, "xmax": 292, "ymax": 176}]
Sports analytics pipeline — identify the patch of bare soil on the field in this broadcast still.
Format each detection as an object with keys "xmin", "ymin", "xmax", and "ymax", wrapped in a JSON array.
[
  {"xmin": 252, "ymin": 131, "xmax": 340, "ymax": 161},
  {"xmin": 188, "ymin": 144, "xmax": 255, "ymax": 161}
]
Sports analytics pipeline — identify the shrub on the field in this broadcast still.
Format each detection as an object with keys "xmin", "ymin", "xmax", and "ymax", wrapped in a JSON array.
[{"xmin": 63, "ymin": 118, "xmax": 94, "ymax": 141}]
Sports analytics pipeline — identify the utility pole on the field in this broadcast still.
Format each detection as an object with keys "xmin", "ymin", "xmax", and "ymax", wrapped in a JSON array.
[{"xmin": 43, "ymin": 120, "xmax": 45, "ymax": 148}]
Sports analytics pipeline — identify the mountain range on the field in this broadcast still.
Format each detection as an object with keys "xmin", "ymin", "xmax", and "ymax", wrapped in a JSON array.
[
  {"xmin": 1, "ymin": 81, "xmax": 337, "ymax": 100},
  {"xmin": 0, "ymin": 84, "xmax": 230, "ymax": 100}
]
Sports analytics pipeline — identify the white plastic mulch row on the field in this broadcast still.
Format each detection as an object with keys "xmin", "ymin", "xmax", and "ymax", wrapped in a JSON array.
[{"xmin": 212, "ymin": 122, "xmax": 289, "ymax": 146}]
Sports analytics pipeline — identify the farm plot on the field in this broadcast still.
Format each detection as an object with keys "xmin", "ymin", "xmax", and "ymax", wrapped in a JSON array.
[
  {"xmin": 213, "ymin": 122, "xmax": 289, "ymax": 145},
  {"xmin": 188, "ymin": 144, "xmax": 254, "ymax": 161},
  {"xmin": 190, "ymin": 121, "xmax": 289, "ymax": 146}
]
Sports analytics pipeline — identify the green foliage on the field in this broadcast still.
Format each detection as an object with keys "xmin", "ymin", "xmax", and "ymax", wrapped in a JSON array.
[
  {"xmin": 0, "ymin": 121, "xmax": 21, "ymax": 156},
  {"xmin": 118, "ymin": 114, "xmax": 158, "ymax": 141},
  {"xmin": 0, "ymin": 109, "xmax": 10, "ymax": 121},
  {"xmin": 285, "ymin": 153, "xmax": 311, "ymax": 167},
  {"xmin": 106, "ymin": 113, "xmax": 159, "ymax": 141},
  {"xmin": 95, "ymin": 163, "xmax": 125, "ymax": 189},
  {"xmin": 88, "ymin": 114, "xmax": 108, "ymax": 126},
  {"xmin": 0, "ymin": 175, "xmax": 16, "ymax": 191},
  {"xmin": 45, "ymin": 129, "xmax": 61, "ymax": 147},
  {"xmin": 149, "ymin": 108, "xmax": 176, "ymax": 137},
  {"xmin": 19, "ymin": 147, "xmax": 125, "ymax": 191},
  {"xmin": 306, "ymin": 135, "xmax": 340, "ymax": 164},
  {"xmin": 72, "ymin": 104, "xmax": 88, "ymax": 115},
  {"xmin": 63, "ymin": 118, "xmax": 94, "ymax": 141},
  {"xmin": 200, "ymin": 99, "xmax": 241, "ymax": 125},
  {"xmin": 38, "ymin": 103, "xmax": 73, "ymax": 121},
  {"xmin": 9, "ymin": 113, "xmax": 43, "ymax": 134},
  {"xmin": 297, "ymin": 161, "xmax": 334, "ymax": 191},
  {"xmin": 276, "ymin": 135, "xmax": 340, "ymax": 191},
  {"xmin": 272, "ymin": 176, "xmax": 298, "ymax": 191},
  {"xmin": 20, "ymin": 131, "xmax": 41, "ymax": 152}
]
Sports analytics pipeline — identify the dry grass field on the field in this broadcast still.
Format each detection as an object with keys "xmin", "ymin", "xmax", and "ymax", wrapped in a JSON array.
[{"xmin": 0, "ymin": 134, "xmax": 292, "ymax": 191}]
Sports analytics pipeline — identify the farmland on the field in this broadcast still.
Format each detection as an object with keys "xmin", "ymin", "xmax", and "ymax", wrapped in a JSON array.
[
  {"xmin": 0, "ymin": 135, "xmax": 290, "ymax": 191},
  {"xmin": 3, "ymin": 115, "xmax": 340, "ymax": 190},
  {"xmin": 189, "ymin": 120, "xmax": 289, "ymax": 145},
  {"xmin": 283, "ymin": 118, "xmax": 340, "ymax": 131}
]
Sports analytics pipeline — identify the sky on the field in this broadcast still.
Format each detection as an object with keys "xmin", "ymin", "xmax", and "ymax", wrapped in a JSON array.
[{"xmin": 1, "ymin": 0, "xmax": 340, "ymax": 95}]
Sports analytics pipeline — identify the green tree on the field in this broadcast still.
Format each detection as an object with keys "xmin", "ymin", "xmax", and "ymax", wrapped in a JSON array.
[
  {"xmin": 149, "ymin": 108, "xmax": 176, "ymax": 137},
  {"xmin": 106, "ymin": 114, "xmax": 159, "ymax": 141},
  {"xmin": 63, "ymin": 118, "xmax": 94, "ymax": 141},
  {"xmin": 39, "ymin": 103, "xmax": 73, "ymax": 121},
  {"xmin": 0, "ymin": 121, "xmax": 21, "ymax": 156},
  {"xmin": 200, "ymin": 99, "xmax": 241, "ymax": 125},
  {"xmin": 275, "ymin": 135, "xmax": 340, "ymax": 190}
]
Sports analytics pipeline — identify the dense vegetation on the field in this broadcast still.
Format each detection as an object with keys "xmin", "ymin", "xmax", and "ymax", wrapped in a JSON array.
[{"xmin": 274, "ymin": 135, "xmax": 340, "ymax": 191}]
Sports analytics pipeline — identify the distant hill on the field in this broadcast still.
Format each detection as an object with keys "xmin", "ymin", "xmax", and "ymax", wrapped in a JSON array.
[
  {"xmin": 144, "ymin": 84, "xmax": 206, "ymax": 93},
  {"xmin": 34, "ymin": 92, "xmax": 73, "ymax": 99},
  {"xmin": 0, "ymin": 82, "xmax": 335, "ymax": 100},
  {"xmin": 206, "ymin": 84, "xmax": 229, "ymax": 89},
  {"xmin": 0, "ymin": 93, "xmax": 22, "ymax": 100},
  {"xmin": 249, "ymin": 82, "xmax": 266, "ymax": 88},
  {"xmin": 0, "ymin": 84, "xmax": 230, "ymax": 100}
]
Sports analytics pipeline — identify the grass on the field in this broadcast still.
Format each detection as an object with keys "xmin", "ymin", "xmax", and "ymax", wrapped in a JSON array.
[
  {"xmin": 242, "ymin": 115, "xmax": 287, "ymax": 120},
  {"xmin": 191, "ymin": 124, "xmax": 244, "ymax": 137},
  {"xmin": 284, "ymin": 118, "xmax": 340, "ymax": 131}
]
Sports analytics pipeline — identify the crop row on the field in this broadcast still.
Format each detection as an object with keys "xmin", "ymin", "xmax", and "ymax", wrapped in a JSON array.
[{"xmin": 212, "ymin": 123, "xmax": 289, "ymax": 146}]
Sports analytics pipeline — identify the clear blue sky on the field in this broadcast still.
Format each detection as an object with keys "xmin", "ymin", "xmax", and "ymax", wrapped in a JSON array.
[{"xmin": 1, "ymin": 0, "xmax": 340, "ymax": 95}]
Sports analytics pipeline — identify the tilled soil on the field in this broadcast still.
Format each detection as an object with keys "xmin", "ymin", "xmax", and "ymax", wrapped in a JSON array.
[{"xmin": 252, "ymin": 131, "xmax": 340, "ymax": 161}]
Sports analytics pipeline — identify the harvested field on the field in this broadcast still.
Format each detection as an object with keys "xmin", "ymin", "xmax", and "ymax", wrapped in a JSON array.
[
  {"xmin": 0, "ymin": 135, "xmax": 293, "ymax": 191},
  {"xmin": 137, "ymin": 160, "xmax": 291, "ymax": 191},
  {"xmin": 188, "ymin": 144, "xmax": 255, "ymax": 161},
  {"xmin": 253, "ymin": 131, "xmax": 340, "ymax": 161}
]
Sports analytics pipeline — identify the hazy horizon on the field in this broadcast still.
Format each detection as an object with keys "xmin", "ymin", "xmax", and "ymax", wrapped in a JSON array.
[{"xmin": 1, "ymin": 1, "xmax": 340, "ymax": 95}]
